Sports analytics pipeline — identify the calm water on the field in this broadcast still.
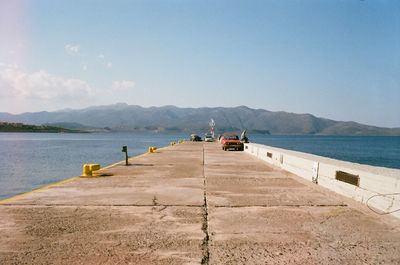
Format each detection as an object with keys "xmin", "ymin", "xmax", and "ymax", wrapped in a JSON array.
[{"xmin": 0, "ymin": 133, "xmax": 399, "ymax": 200}]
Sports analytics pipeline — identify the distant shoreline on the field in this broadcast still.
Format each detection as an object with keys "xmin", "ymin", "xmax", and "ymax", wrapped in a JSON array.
[
  {"xmin": 0, "ymin": 122, "xmax": 87, "ymax": 133},
  {"xmin": 0, "ymin": 131, "xmax": 88, "ymax": 133}
]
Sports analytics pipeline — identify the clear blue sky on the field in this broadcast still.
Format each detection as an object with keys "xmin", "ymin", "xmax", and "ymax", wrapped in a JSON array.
[{"xmin": 0, "ymin": 0, "xmax": 399, "ymax": 127}]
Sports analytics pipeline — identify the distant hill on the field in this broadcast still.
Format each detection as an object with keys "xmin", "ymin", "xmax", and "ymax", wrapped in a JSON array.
[
  {"xmin": 0, "ymin": 103, "xmax": 399, "ymax": 136},
  {"xmin": 0, "ymin": 122, "xmax": 86, "ymax": 133}
]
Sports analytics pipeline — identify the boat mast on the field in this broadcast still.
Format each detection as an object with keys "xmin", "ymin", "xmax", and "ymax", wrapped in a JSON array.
[{"xmin": 209, "ymin": 119, "xmax": 215, "ymax": 138}]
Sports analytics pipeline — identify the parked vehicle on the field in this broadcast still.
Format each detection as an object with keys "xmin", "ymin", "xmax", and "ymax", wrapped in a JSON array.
[
  {"xmin": 220, "ymin": 133, "xmax": 244, "ymax": 151},
  {"xmin": 204, "ymin": 133, "xmax": 214, "ymax": 142},
  {"xmin": 190, "ymin": 134, "xmax": 202, "ymax": 141}
]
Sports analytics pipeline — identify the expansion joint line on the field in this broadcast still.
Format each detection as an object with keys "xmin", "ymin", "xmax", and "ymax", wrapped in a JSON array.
[{"xmin": 201, "ymin": 144, "xmax": 210, "ymax": 265}]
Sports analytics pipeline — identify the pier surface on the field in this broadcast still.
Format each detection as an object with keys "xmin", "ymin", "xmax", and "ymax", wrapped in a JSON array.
[{"xmin": 1, "ymin": 142, "xmax": 400, "ymax": 264}]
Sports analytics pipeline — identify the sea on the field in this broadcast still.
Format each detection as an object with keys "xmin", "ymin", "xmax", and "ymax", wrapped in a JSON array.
[{"xmin": 0, "ymin": 132, "xmax": 399, "ymax": 200}]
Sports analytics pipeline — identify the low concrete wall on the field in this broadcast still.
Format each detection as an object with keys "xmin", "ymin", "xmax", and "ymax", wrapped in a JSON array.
[{"xmin": 244, "ymin": 143, "xmax": 400, "ymax": 219}]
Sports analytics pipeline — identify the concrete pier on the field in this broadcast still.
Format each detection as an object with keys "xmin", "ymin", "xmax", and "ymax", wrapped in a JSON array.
[{"xmin": 1, "ymin": 142, "xmax": 400, "ymax": 264}]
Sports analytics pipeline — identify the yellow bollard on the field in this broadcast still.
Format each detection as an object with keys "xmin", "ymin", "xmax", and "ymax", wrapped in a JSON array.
[
  {"xmin": 81, "ymin": 164, "xmax": 101, "ymax": 177},
  {"xmin": 82, "ymin": 164, "xmax": 91, "ymax": 176},
  {"xmin": 148, "ymin": 146, "xmax": 157, "ymax": 153}
]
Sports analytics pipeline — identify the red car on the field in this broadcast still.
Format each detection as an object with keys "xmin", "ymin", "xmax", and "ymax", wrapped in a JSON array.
[{"xmin": 220, "ymin": 133, "xmax": 244, "ymax": 151}]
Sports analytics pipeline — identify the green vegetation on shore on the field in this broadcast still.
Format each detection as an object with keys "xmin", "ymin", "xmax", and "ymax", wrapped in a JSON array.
[{"xmin": 0, "ymin": 122, "xmax": 86, "ymax": 133}]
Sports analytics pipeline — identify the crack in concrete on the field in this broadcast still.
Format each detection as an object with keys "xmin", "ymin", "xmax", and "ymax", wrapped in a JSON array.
[{"xmin": 201, "ymin": 144, "xmax": 210, "ymax": 265}]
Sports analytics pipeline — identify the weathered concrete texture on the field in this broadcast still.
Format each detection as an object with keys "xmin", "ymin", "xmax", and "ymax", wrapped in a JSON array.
[
  {"xmin": 0, "ymin": 206, "xmax": 203, "ymax": 265},
  {"xmin": 1, "ymin": 142, "xmax": 400, "ymax": 265},
  {"xmin": 208, "ymin": 206, "xmax": 400, "ymax": 265}
]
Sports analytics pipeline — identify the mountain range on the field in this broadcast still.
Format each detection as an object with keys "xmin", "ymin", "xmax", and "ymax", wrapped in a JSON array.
[{"xmin": 0, "ymin": 103, "xmax": 399, "ymax": 136}]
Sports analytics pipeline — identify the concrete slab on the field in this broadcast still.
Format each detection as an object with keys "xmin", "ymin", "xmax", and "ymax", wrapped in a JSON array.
[
  {"xmin": 0, "ymin": 141, "xmax": 399, "ymax": 265},
  {"xmin": 206, "ymin": 175, "xmax": 342, "ymax": 207},
  {"xmin": 0, "ymin": 206, "xmax": 203, "ymax": 265},
  {"xmin": 205, "ymin": 145, "xmax": 344, "ymax": 207},
  {"xmin": 5, "ymin": 175, "xmax": 204, "ymax": 206},
  {"xmin": 208, "ymin": 206, "xmax": 400, "ymax": 265}
]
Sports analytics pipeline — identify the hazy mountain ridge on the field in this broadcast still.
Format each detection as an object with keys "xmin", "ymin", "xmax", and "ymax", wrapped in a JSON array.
[{"xmin": 0, "ymin": 104, "xmax": 399, "ymax": 135}]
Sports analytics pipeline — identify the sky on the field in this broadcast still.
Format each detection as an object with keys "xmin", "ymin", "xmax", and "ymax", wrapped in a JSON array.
[{"xmin": 0, "ymin": 0, "xmax": 399, "ymax": 127}]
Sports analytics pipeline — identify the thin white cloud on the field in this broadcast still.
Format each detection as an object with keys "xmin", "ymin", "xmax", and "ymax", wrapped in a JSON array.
[
  {"xmin": 111, "ymin": 80, "xmax": 135, "ymax": 91},
  {"xmin": 65, "ymin": 44, "xmax": 80, "ymax": 55},
  {"xmin": 97, "ymin": 53, "xmax": 112, "ymax": 68},
  {"xmin": 0, "ymin": 64, "xmax": 92, "ymax": 100}
]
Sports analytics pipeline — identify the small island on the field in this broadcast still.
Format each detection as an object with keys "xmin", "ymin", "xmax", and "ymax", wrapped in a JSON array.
[{"xmin": 0, "ymin": 122, "xmax": 86, "ymax": 133}]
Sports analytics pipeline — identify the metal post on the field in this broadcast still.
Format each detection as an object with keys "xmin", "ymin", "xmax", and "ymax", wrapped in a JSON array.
[{"xmin": 122, "ymin": 146, "xmax": 128, "ymax": 166}]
